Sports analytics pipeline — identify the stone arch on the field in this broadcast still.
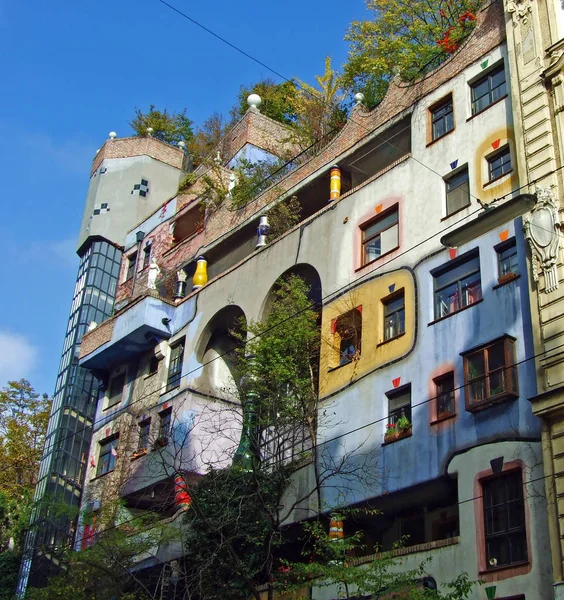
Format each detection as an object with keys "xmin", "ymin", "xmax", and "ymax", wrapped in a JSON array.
[
  {"xmin": 258, "ymin": 263, "xmax": 322, "ymax": 323},
  {"xmin": 195, "ymin": 305, "xmax": 246, "ymax": 399}
]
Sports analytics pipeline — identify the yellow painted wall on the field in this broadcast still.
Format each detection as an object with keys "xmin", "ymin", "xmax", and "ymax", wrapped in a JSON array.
[
  {"xmin": 473, "ymin": 127, "xmax": 518, "ymax": 204},
  {"xmin": 319, "ymin": 269, "xmax": 416, "ymax": 398}
]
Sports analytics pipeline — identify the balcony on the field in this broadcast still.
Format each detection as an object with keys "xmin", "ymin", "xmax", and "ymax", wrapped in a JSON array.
[{"xmin": 79, "ymin": 292, "xmax": 176, "ymax": 370}]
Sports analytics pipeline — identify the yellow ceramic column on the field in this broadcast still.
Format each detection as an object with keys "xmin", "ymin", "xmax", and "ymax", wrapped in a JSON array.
[
  {"xmin": 329, "ymin": 165, "xmax": 341, "ymax": 202},
  {"xmin": 192, "ymin": 256, "xmax": 208, "ymax": 289}
]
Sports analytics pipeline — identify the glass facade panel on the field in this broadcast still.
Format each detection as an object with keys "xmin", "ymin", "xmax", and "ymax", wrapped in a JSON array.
[{"xmin": 19, "ymin": 240, "xmax": 122, "ymax": 591}]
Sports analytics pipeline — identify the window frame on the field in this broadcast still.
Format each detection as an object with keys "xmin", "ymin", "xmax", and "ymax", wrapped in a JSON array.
[
  {"xmin": 482, "ymin": 470, "xmax": 528, "ymax": 570},
  {"xmin": 332, "ymin": 307, "xmax": 362, "ymax": 368},
  {"xmin": 126, "ymin": 252, "xmax": 138, "ymax": 281},
  {"xmin": 432, "ymin": 250, "xmax": 482, "ymax": 321},
  {"xmin": 158, "ymin": 408, "xmax": 172, "ymax": 441},
  {"xmin": 97, "ymin": 435, "xmax": 119, "ymax": 477},
  {"xmin": 430, "ymin": 95, "xmax": 454, "ymax": 142},
  {"xmin": 462, "ymin": 335, "xmax": 518, "ymax": 411},
  {"xmin": 470, "ymin": 63, "xmax": 507, "ymax": 116},
  {"xmin": 487, "ymin": 146, "xmax": 512, "ymax": 183},
  {"xmin": 434, "ymin": 372, "xmax": 455, "ymax": 419},
  {"xmin": 166, "ymin": 339, "xmax": 185, "ymax": 391},
  {"xmin": 382, "ymin": 289, "xmax": 405, "ymax": 342},
  {"xmin": 387, "ymin": 385, "xmax": 412, "ymax": 426},
  {"xmin": 360, "ymin": 205, "xmax": 399, "ymax": 267},
  {"xmin": 496, "ymin": 238, "xmax": 519, "ymax": 281},
  {"xmin": 138, "ymin": 419, "xmax": 151, "ymax": 451},
  {"xmin": 444, "ymin": 166, "xmax": 470, "ymax": 217},
  {"xmin": 142, "ymin": 243, "xmax": 152, "ymax": 270},
  {"xmin": 106, "ymin": 372, "xmax": 126, "ymax": 409}
]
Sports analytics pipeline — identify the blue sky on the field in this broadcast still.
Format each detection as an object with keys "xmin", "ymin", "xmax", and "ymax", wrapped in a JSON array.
[{"xmin": 0, "ymin": 0, "xmax": 368, "ymax": 394}]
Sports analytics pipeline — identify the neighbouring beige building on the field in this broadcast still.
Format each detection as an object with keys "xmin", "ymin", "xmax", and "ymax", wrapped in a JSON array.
[{"xmin": 504, "ymin": 0, "xmax": 564, "ymax": 595}]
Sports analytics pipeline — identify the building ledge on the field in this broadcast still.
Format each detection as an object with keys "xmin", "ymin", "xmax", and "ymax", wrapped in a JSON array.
[{"xmin": 79, "ymin": 292, "xmax": 175, "ymax": 370}]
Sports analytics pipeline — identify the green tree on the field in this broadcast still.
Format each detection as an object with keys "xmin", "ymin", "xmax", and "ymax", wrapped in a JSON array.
[
  {"xmin": 231, "ymin": 79, "xmax": 299, "ymax": 125},
  {"xmin": 0, "ymin": 380, "xmax": 50, "ymax": 599},
  {"xmin": 343, "ymin": 0, "xmax": 482, "ymax": 107},
  {"xmin": 130, "ymin": 105, "xmax": 194, "ymax": 145},
  {"xmin": 0, "ymin": 380, "xmax": 50, "ymax": 550},
  {"xmin": 293, "ymin": 56, "xmax": 348, "ymax": 149},
  {"xmin": 187, "ymin": 111, "xmax": 228, "ymax": 167}
]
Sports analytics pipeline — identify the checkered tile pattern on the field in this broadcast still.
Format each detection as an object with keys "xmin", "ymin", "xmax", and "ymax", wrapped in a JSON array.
[
  {"xmin": 92, "ymin": 202, "xmax": 110, "ymax": 216},
  {"xmin": 131, "ymin": 179, "xmax": 149, "ymax": 197}
]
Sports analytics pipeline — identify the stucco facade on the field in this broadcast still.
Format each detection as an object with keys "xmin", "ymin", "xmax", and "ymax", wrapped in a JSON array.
[{"xmin": 68, "ymin": 3, "xmax": 558, "ymax": 598}]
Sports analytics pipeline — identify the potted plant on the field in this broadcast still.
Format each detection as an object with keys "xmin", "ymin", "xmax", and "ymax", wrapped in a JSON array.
[
  {"xmin": 131, "ymin": 447, "xmax": 148, "ymax": 460},
  {"xmin": 384, "ymin": 423, "xmax": 398, "ymax": 443},
  {"xmin": 396, "ymin": 415, "xmax": 412, "ymax": 438}
]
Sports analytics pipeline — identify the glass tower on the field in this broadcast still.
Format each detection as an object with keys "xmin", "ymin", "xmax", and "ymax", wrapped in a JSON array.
[{"xmin": 18, "ymin": 240, "xmax": 122, "ymax": 591}]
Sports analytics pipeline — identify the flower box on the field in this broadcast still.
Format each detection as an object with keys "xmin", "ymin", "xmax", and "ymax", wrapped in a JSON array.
[
  {"xmin": 131, "ymin": 448, "xmax": 148, "ymax": 460},
  {"xmin": 497, "ymin": 272, "xmax": 518, "ymax": 286},
  {"xmin": 397, "ymin": 427, "xmax": 412, "ymax": 439},
  {"xmin": 437, "ymin": 410, "xmax": 454, "ymax": 421}
]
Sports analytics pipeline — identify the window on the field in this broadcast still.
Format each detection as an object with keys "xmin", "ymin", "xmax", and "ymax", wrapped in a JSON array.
[
  {"xmin": 431, "ymin": 97, "xmax": 454, "ymax": 141},
  {"xmin": 433, "ymin": 251, "xmax": 482, "ymax": 319},
  {"xmin": 158, "ymin": 409, "xmax": 172, "ymax": 441},
  {"xmin": 361, "ymin": 206, "xmax": 399, "ymax": 266},
  {"xmin": 445, "ymin": 167, "xmax": 470, "ymax": 216},
  {"xmin": 107, "ymin": 373, "xmax": 125, "ymax": 408},
  {"xmin": 97, "ymin": 436, "xmax": 119, "ymax": 477},
  {"xmin": 142, "ymin": 243, "xmax": 152, "ymax": 270},
  {"xmin": 483, "ymin": 471, "xmax": 527, "ymax": 568},
  {"xmin": 126, "ymin": 252, "xmax": 137, "ymax": 280},
  {"xmin": 148, "ymin": 355, "xmax": 159, "ymax": 376},
  {"xmin": 471, "ymin": 63, "xmax": 507, "ymax": 115},
  {"xmin": 497, "ymin": 238, "xmax": 519, "ymax": 279},
  {"xmin": 333, "ymin": 308, "xmax": 362, "ymax": 367},
  {"xmin": 387, "ymin": 386, "xmax": 411, "ymax": 426},
  {"xmin": 463, "ymin": 336, "xmax": 518, "ymax": 410},
  {"xmin": 435, "ymin": 372, "xmax": 455, "ymax": 417},
  {"xmin": 138, "ymin": 419, "xmax": 151, "ymax": 451},
  {"xmin": 167, "ymin": 340, "xmax": 184, "ymax": 391},
  {"xmin": 173, "ymin": 204, "xmax": 204, "ymax": 245},
  {"xmin": 488, "ymin": 146, "xmax": 512, "ymax": 182},
  {"xmin": 383, "ymin": 290, "xmax": 405, "ymax": 341}
]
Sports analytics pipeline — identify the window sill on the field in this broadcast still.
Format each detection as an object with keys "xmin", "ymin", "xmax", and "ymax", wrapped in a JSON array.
[
  {"xmin": 478, "ymin": 560, "xmax": 529, "ymax": 576},
  {"xmin": 355, "ymin": 245, "xmax": 400, "ymax": 273},
  {"xmin": 493, "ymin": 273, "xmax": 520, "ymax": 290},
  {"xmin": 483, "ymin": 169, "xmax": 514, "ymax": 189},
  {"xmin": 426, "ymin": 127, "xmax": 455, "ymax": 148},
  {"xmin": 382, "ymin": 431, "xmax": 412, "ymax": 445},
  {"xmin": 430, "ymin": 412, "xmax": 456, "ymax": 425},
  {"xmin": 103, "ymin": 402, "xmax": 121, "ymax": 412},
  {"xmin": 90, "ymin": 470, "xmax": 114, "ymax": 482},
  {"xmin": 328, "ymin": 358, "xmax": 360, "ymax": 373},
  {"xmin": 440, "ymin": 203, "xmax": 471, "ymax": 222},
  {"xmin": 130, "ymin": 449, "xmax": 148, "ymax": 461},
  {"xmin": 466, "ymin": 94, "xmax": 508, "ymax": 121},
  {"xmin": 428, "ymin": 298, "xmax": 483, "ymax": 326},
  {"xmin": 376, "ymin": 332, "xmax": 406, "ymax": 347},
  {"xmin": 466, "ymin": 392, "xmax": 518, "ymax": 413}
]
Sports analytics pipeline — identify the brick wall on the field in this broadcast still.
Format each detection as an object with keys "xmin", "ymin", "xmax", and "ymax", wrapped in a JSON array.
[
  {"xmin": 80, "ymin": 318, "xmax": 115, "ymax": 358},
  {"xmin": 91, "ymin": 137, "xmax": 186, "ymax": 176}
]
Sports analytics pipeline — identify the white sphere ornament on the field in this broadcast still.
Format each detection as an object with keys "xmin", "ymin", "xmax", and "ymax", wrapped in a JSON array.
[
  {"xmin": 354, "ymin": 92, "xmax": 365, "ymax": 105},
  {"xmin": 247, "ymin": 94, "xmax": 262, "ymax": 111},
  {"xmin": 178, "ymin": 140, "xmax": 186, "ymax": 150},
  {"xmin": 109, "ymin": 131, "xmax": 117, "ymax": 140},
  {"xmin": 147, "ymin": 127, "xmax": 154, "ymax": 136}
]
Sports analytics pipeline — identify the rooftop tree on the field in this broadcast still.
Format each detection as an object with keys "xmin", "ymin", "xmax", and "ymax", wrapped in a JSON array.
[
  {"xmin": 343, "ymin": 0, "xmax": 482, "ymax": 107},
  {"xmin": 130, "ymin": 105, "xmax": 194, "ymax": 145}
]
